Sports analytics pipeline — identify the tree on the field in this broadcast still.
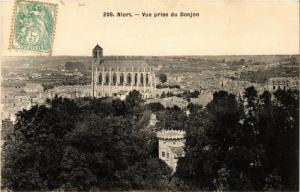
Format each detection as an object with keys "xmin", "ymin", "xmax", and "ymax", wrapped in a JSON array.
[
  {"xmin": 187, "ymin": 103, "xmax": 202, "ymax": 114},
  {"xmin": 61, "ymin": 111, "xmax": 171, "ymax": 190},
  {"xmin": 2, "ymin": 97, "xmax": 79, "ymax": 190},
  {"xmin": 60, "ymin": 146, "xmax": 97, "ymax": 191},
  {"xmin": 236, "ymin": 86, "xmax": 267, "ymax": 189},
  {"xmin": 166, "ymin": 92, "xmax": 175, "ymax": 97},
  {"xmin": 115, "ymin": 158, "xmax": 172, "ymax": 190},
  {"xmin": 112, "ymin": 99, "xmax": 127, "ymax": 116},
  {"xmin": 3, "ymin": 87, "xmax": 297, "ymax": 191},
  {"xmin": 176, "ymin": 88, "xmax": 299, "ymax": 191},
  {"xmin": 159, "ymin": 73, "xmax": 167, "ymax": 84},
  {"xmin": 262, "ymin": 89, "xmax": 299, "ymax": 190},
  {"xmin": 2, "ymin": 96, "xmax": 172, "ymax": 191},
  {"xmin": 177, "ymin": 90, "xmax": 265, "ymax": 190},
  {"xmin": 125, "ymin": 90, "xmax": 144, "ymax": 113},
  {"xmin": 156, "ymin": 107, "xmax": 188, "ymax": 131},
  {"xmin": 1, "ymin": 119, "xmax": 14, "ymax": 140},
  {"xmin": 176, "ymin": 91, "xmax": 242, "ymax": 189},
  {"xmin": 60, "ymin": 113, "xmax": 139, "ymax": 189},
  {"xmin": 160, "ymin": 92, "xmax": 166, "ymax": 98},
  {"xmin": 240, "ymin": 59, "xmax": 245, "ymax": 65},
  {"xmin": 182, "ymin": 90, "xmax": 200, "ymax": 100},
  {"xmin": 65, "ymin": 62, "xmax": 86, "ymax": 72},
  {"xmin": 145, "ymin": 102, "xmax": 165, "ymax": 112}
]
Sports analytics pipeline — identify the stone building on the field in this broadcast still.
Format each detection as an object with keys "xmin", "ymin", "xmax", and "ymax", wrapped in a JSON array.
[
  {"xmin": 267, "ymin": 77, "xmax": 290, "ymax": 91},
  {"xmin": 289, "ymin": 78, "xmax": 300, "ymax": 90},
  {"xmin": 46, "ymin": 85, "xmax": 92, "ymax": 99},
  {"xmin": 266, "ymin": 77, "xmax": 299, "ymax": 91},
  {"xmin": 23, "ymin": 83, "xmax": 44, "ymax": 93},
  {"xmin": 91, "ymin": 44, "xmax": 156, "ymax": 99},
  {"xmin": 157, "ymin": 129, "xmax": 186, "ymax": 172}
]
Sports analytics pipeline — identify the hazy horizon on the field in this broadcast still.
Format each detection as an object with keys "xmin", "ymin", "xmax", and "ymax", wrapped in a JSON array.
[{"xmin": 2, "ymin": 54, "xmax": 299, "ymax": 58}]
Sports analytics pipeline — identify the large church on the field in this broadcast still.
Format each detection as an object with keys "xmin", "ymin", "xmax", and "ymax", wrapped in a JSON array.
[{"xmin": 91, "ymin": 44, "xmax": 156, "ymax": 99}]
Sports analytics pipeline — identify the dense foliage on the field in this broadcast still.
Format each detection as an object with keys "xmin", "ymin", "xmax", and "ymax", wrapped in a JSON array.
[
  {"xmin": 158, "ymin": 73, "xmax": 167, "ymax": 83},
  {"xmin": 2, "ymin": 87, "xmax": 299, "ymax": 191},
  {"xmin": 1, "ymin": 90, "xmax": 173, "ymax": 191},
  {"xmin": 65, "ymin": 62, "xmax": 87, "ymax": 73},
  {"xmin": 176, "ymin": 87, "xmax": 299, "ymax": 191}
]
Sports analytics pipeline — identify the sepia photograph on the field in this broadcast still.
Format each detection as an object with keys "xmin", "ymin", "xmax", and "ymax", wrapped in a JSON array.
[{"xmin": 0, "ymin": 0, "xmax": 299, "ymax": 191}]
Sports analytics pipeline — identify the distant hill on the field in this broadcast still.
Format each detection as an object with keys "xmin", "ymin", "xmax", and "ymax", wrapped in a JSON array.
[
  {"xmin": 65, "ymin": 62, "xmax": 87, "ymax": 72},
  {"xmin": 2, "ymin": 55, "xmax": 299, "ymax": 74},
  {"xmin": 2, "ymin": 56, "xmax": 91, "ymax": 70}
]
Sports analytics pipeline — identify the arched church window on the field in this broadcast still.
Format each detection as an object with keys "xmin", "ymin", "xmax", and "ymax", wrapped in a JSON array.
[
  {"xmin": 146, "ymin": 74, "xmax": 149, "ymax": 85},
  {"xmin": 113, "ymin": 73, "xmax": 117, "ymax": 84},
  {"xmin": 127, "ymin": 73, "xmax": 132, "ymax": 84},
  {"xmin": 105, "ymin": 73, "xmax": 109, "ymax": 84},
  {"xmin": 120, "ymin": 73, "xmax": 124, "ymax": 85},
  {"xmin": 98, "ymin": 73, "xmax": 102, "ymax": 84},
  {"xmin": 140, "ymin": 73, "xmax": 144, "ymax": 85},
  {"xmin": 134, "ymin": 73, "xmax": 138, "ymax": 85}
]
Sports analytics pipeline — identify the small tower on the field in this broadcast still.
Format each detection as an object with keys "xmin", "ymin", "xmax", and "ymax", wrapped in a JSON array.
[
  {"xmin": 157, "ymin": 129, "xmax": 186, "ymax": 172},
  {"xmin": 92, "ymin": 44, "xmax": 103, "ymax": 97},
  {"xmin": 92, "ymin": 44, "xmax": 103, "ymax": 62}
]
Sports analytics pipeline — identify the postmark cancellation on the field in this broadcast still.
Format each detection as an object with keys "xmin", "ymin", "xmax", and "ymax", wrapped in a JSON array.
[{"xmin": 9, "ymin": 0, "xmax": 58, "ymax": 55}]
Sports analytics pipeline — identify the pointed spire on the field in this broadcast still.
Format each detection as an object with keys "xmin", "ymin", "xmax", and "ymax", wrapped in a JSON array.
[{"xmin": 93, "ymin": 44, "xmax": 103, "ymax": 50}]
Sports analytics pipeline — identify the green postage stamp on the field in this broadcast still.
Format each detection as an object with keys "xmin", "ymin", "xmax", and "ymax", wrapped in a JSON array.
[{"xmin": 9, "ymin": 0, "xmax": 58, "ymax": 55}]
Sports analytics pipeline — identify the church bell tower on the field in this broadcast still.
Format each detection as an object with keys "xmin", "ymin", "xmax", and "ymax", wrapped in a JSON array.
[
  {"xmin": 93, "ymin": 44, "xmax": 103, "ymax": 62},
  {"xmin": 92, "ymin": 44, "xmax": 103, "ymax": 97}
]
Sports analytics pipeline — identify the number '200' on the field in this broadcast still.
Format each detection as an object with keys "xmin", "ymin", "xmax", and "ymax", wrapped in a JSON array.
[{"xmin": 103, "ymin": 12, "xmax": 114, "ymax": 17}]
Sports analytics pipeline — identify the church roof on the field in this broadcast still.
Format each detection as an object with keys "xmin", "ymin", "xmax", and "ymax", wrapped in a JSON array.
[
  {"xmin": 99, "ymin": 59, "xmax": 150, "ymax": 70},
  {"xmin": 93, "ymin": 44, "xmax": 103, "ymax": 50}
]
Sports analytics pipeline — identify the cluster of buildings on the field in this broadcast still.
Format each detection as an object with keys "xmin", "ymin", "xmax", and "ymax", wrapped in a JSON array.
[
  {"xmin": 2, "ymin": 46, "xmax": 299, "ymax": 123},
  {"xmin": 165, "ymin": 71, "xmax": 299, "ymax": 107},
  {"xmin": 266, "ymin": 77, "xmax": 299, "ymax": 91},
  {"xmin": 1, "ymin": 45, "xmax": 299, "ymax": 172},
  {"xmin": 1, "ymin": 83, "xmax": 46, "ymax": 122}
]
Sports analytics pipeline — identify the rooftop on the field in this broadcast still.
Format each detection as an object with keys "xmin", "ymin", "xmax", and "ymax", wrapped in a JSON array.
[
  {"xmin": 98, "ymin": 59, "xmax": 150, "ymax": 70},
  {"xmin": 93, "ymin": 44, "xmax": 103, "ymax": 50},
  {"xmin": 25, "ymin": 83, "xmax": 43, "ymax": 88},
  {"xmin": 169, "ymin": 146, "xmax": 185, "ymax": 157},
  {"xmin": 268, "ymin": 77, "xmax": 291, "ymax": 81},
  {"xmin": 1, "ymin": 87, "xmax": 24, "ymax": 93}
]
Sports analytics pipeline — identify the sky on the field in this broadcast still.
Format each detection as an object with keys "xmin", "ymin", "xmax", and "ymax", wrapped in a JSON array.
[{"xmin": 1, "ymin": 0, "xmax": 299, "ymax": 56}]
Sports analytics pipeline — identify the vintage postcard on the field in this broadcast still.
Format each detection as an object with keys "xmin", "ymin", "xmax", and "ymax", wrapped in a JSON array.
[{"xmin": 0, "ymin": 0, "xmax": 299, "ymax": 191}]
